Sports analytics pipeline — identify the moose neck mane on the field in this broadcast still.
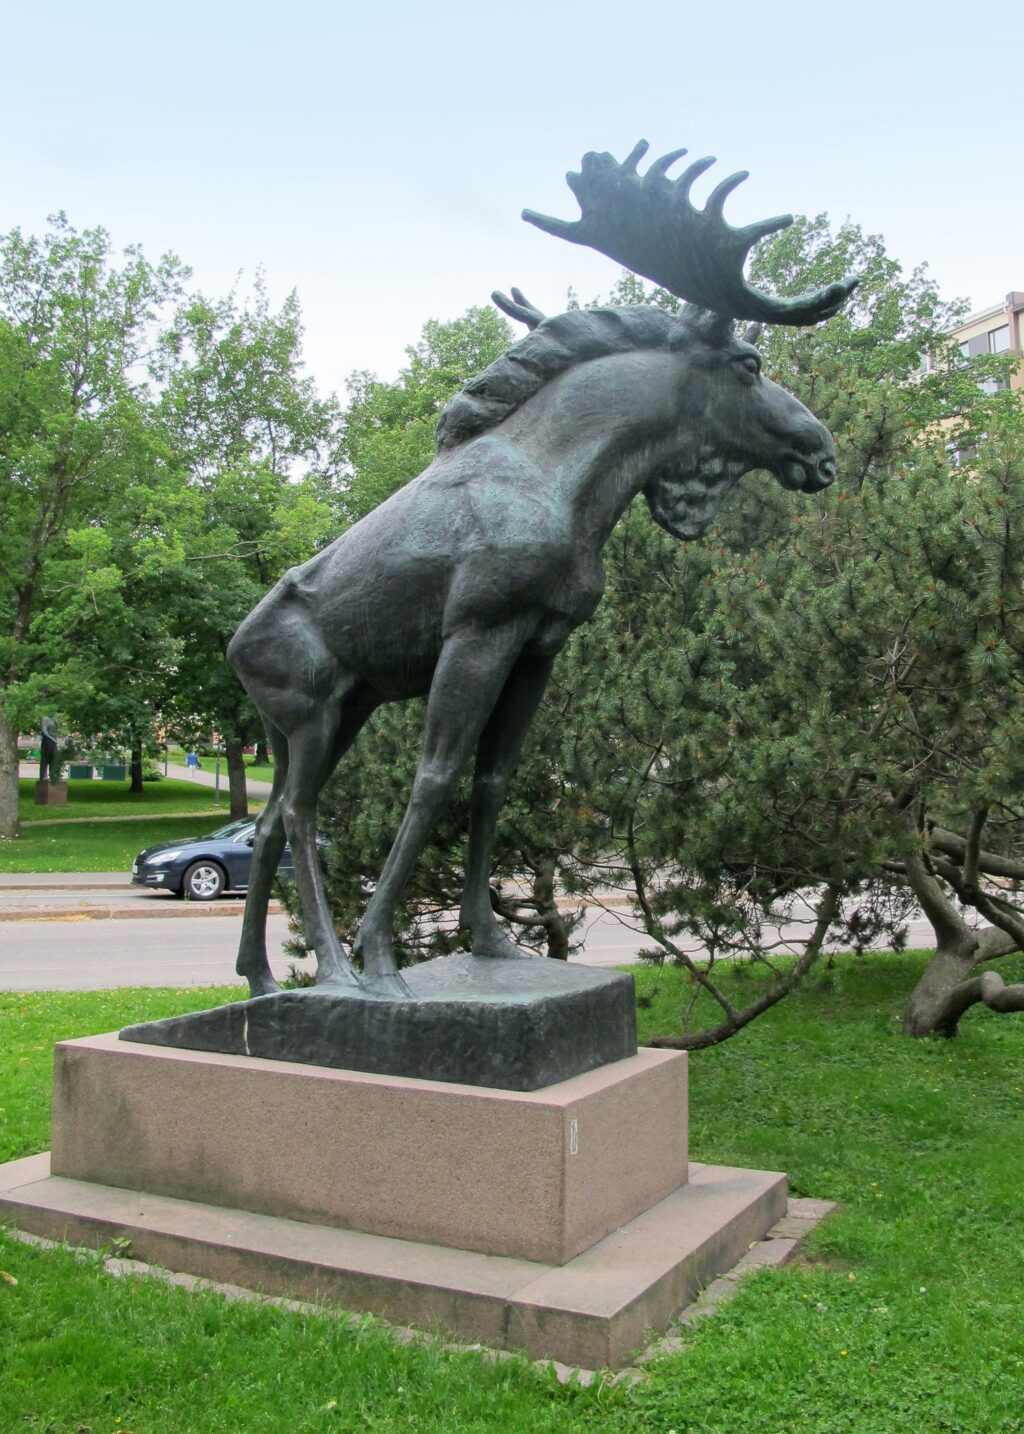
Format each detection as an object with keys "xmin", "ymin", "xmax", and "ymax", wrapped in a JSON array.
[{"xmin": 436, "ymin": 305, "xmax": 688, "ymax": 454}]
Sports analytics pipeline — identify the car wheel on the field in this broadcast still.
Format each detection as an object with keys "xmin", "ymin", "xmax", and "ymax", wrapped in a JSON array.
[{"xmin": 182, "ymin": 861, "xmax": 226, "ymax": 901}]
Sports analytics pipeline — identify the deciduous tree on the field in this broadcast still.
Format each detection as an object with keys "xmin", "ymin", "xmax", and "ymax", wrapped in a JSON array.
[
  {"xmin": 154, "ymin": 279, "xmax": 341, "ymax": 816},
  {"xmin": 0, "ymin": 216, "xmax": 183, "ymax": 836}
]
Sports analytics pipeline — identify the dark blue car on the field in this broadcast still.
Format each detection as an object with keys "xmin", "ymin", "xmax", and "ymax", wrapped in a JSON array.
[{"xmin": 131, "ymin": 819, "xmax": 295, "ymax": 900}]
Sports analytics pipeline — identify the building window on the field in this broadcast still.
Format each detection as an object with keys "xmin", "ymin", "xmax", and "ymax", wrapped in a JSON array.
[
  {"xmin": 989, "ymin": 324, "xmax": 1010, "ymax": 353},
  {"xmin": 948, "ymin": 438, "xmax": 979, "ymax": 466}
]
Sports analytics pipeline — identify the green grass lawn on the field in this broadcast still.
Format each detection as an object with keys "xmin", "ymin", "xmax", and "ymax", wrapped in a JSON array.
[
  {"xmin": 2, "ymin": 953, "xmax": 1023, "ymax": 1432},
  {"xmin": 0, "ymin": 814, "xmax": 237, "ymax": 874},
  {"xmin": 18, "ymin": 777, "xmax": 231, "ymax": 826}
]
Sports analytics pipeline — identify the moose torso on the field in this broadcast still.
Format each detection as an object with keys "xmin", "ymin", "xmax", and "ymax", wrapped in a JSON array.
[
  {"xmin": 234, "ymin": 348, "xmax": 703, "ymax": 708},
  {"xmin": 236, "ymin": 335, "xmax": 833, "ymax": 717},
  {"xmin": 246, "ymin": 439, "xmax": 603, "ymax": 707}
]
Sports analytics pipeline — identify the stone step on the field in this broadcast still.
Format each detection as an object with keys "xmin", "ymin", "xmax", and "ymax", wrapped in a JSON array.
[{"xmin": 0, "ymin": 1153, "xmax": 786, "ymax": 1369}]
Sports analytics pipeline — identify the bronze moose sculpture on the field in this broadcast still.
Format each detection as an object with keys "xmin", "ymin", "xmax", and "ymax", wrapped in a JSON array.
[{"xmin": 227, "ymin": 142, "xmax": 857, "ymax": 999}]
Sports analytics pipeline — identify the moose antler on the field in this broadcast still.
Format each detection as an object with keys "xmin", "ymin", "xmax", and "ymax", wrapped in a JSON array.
[
  {"xmin": 523, "ymin": 141, "xmax": 858, "ymax": 325},
  {"xmin": 491, "ymin": 287, "xmax": 546, "ymax": 331}
]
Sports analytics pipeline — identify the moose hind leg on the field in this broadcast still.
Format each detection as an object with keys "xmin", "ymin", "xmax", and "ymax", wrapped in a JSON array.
[
  {"xmin": 235, "ymin": 719, "xmax": 290, "ymax": 997},
  {"xmin": 461, "ymin": 652, "xmax": 556, "ymax": 958},
  {"xmin": 281, "ymin": 678, "xmax": 380, "ymax": 990}
]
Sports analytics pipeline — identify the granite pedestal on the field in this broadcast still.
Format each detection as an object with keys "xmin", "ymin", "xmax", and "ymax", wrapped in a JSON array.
[
  {"xmin": 0, "ymin": 1152, "xmax": 785, "ymax": 1369},
  {"xmin": 33, "ymin": 779, "xmax": 67, "ymax": 806},
  {"xmin": 51, "ymin": 1035, "xmax": 686, "ymax": 1263},
  {"xmin": 119, "ymin": 953, "xmax": 637, "ymax": 1091},
  {"xmin": 0, "ymin": 1029, "xmax": 789, "ymax": 1366}
]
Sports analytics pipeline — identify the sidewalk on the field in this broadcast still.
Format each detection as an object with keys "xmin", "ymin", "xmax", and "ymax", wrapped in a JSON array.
[
  {"xmin": 0, "ymin": 872, "xmax": 125, "ymax": 890},
  {"xmin": 0, "ymin": 865, "xmax": 629, "ymax": 928},
  {"xmin": 165, "ymin": 762, "xmax": 274, "ymax": 799}
]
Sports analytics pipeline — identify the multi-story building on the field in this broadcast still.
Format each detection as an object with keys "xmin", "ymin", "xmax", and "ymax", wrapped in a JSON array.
[{"xmin": 946, "ymin": 292, "xmax": 1024, "ymax": 394}]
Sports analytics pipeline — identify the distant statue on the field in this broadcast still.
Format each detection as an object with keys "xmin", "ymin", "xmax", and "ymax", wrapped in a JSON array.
[
  {"xmin": 39, "ymin": 716, "xmax": 61, "ymax": 784},
  {"xmin": 227, "ymin": 142, "xmax": 858, "ymax": 1001}
]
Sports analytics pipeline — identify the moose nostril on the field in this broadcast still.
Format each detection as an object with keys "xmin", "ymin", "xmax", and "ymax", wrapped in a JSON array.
[{"xmin": 818, "ymin": 458, "xmax": 836, "ymax": 485}]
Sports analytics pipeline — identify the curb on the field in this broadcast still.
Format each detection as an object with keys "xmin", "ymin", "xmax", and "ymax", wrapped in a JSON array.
[{"xmin": 0, "ymin": 901, "xmax": 284, "ymax": 923}]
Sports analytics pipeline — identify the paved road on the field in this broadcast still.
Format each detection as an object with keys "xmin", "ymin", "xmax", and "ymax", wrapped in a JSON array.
[
  {"xmin": 0, "ymin": 879, "xmax": 936, "ymax": 991},
  {"xmin": 0, "ymin": 902, "xmax": 653, "ymax": 991},
  {"xmin": 0, "ymin": 912, "xmax": 298, "ymax": 991},
  {"xmin": 0, "ymin": 900, "xmax": 653, "ymax": 992}
]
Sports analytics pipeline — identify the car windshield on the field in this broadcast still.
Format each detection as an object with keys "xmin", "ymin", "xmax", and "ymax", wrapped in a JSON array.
[{"xmin": 208, "ymin": 820, "xmax": 256, "ymax": 841}]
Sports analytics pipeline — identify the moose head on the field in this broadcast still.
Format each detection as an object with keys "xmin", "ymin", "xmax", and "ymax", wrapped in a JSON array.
[{"xmin": 493, "ymin": 141, "xmax": 857, "ymax": 539}]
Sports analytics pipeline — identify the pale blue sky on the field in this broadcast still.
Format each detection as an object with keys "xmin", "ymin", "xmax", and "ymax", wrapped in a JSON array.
[{"xmin": 4, "ymin": 0, "xmax": 1021, "ymax": 396}]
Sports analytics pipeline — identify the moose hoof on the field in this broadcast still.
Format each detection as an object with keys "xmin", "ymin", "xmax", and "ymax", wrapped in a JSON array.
[
  {"xmin": 246, "ymin": 975, "xmax": 281, "ymax": 998},
  {"xmin": 470, "ymin": 931, "xmax": 536, "ymax": 961},
  {"xmin": 315, "ymin": 961, "xmax": 362, "ymax": 992},
  {"xmin": 361, "ymin": 969, "xmax": 414, "ymax": 1000}
]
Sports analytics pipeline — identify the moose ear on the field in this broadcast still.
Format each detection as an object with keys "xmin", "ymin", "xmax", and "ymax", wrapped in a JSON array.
[
  {"xmin": 742, "ymin": 322, "xmax": 763, "ymax": 346},
  {"xmin": 673, "ymin": 304, "xmax": 734, "ymax": 348}
]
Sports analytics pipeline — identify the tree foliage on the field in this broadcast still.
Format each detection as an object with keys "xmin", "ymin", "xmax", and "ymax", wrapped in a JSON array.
[
  {"xmin": 570, "ymin": 219, "xmax": 1024, "ymax": 1043},
  {"xmin": 0, "ymin": 215, "xmax": 184, "ymax": 834},
  {"xmin": 152, "ymin": 279, "xmax": 342, "ymax": 814},
  {"xmin": 338, "ymin": 307, "xmax": 512, "ymax": 523},
  {"xmin": 0, "ymin": 220, "xmax": 341, "ymax": 830}
]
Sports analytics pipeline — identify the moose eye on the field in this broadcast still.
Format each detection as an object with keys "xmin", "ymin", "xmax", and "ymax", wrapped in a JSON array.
[{"xmin": 738, "ymin": 354, "xmax": 760, "ymax": 378}]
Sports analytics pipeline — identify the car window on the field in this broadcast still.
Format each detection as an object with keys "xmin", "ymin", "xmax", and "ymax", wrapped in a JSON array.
[{"xmin": 208, "ymin": 819, "xmax": 255, "ymax": 841}]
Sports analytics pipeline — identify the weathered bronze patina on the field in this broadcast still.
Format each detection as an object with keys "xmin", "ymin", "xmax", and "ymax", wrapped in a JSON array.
[
  {"xmin": 125, "ymin": 145, "xmax": 856, "ymax": 1085},
  {"xmin": 226, "ymin": 143, "xmax": 856, "ymax": 1003}
]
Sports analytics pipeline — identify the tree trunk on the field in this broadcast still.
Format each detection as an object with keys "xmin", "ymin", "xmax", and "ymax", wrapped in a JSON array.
[
  {"xmin": 650, "ymin": 882, "xmax": 843, "ymax": 1051},
  {"xmin": 489, "ymin": 857, "xmax": 573, "ymax": 959},
  {"xmin": 226, "ymin": 738, "xmax": 249, "ymax": 820},
  {"xmin": 254, "ymin": 738, "xmax": 270, "ymax": 767},
  {"xmin": 903, "ymin": 941, "xmax": 1024, "ymax": 1034},
  {"xmin": 0, "ymin": 704, "xmax": 21, "ymax": 840},
  {"xmin": 534, "ymin": 857, "xmax": 571, "ymax": 960},
  {"xmin": 897, "ymin": 834, "xmax": 1024, "ymax": 1036},
  {"xmin": 129, "ymin": 744, "xmax": 144, "ymax": 794},
  {"xmin": 902, "ymin": 935, "xmax": 980, "ymax": 1037}
]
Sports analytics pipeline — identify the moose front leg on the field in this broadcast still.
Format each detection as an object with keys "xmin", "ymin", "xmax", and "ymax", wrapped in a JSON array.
[
  {"xmin": 354, "ymin": 622, "xmax": 529, "ymax": 996},
  {"xmin": 461, "ymin": 652, "xmax": 556, "ymax": 958}
]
